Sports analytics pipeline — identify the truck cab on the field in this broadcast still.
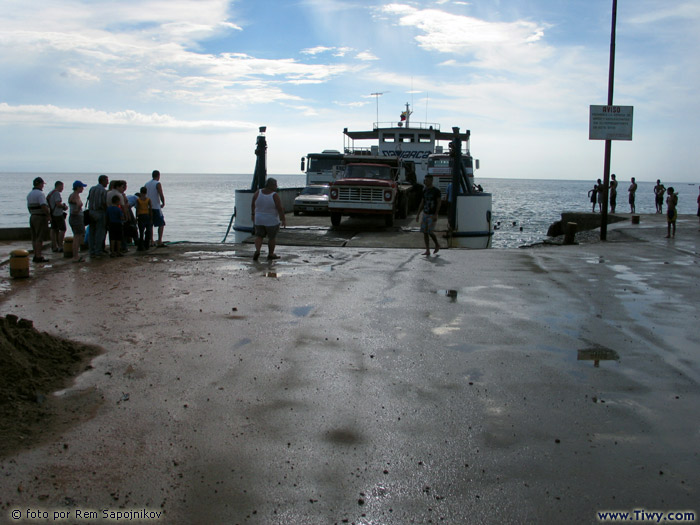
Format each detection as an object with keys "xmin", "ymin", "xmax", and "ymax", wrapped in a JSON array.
[{"xmin": 329, "ymin": 163, "xmax": 408, "ymax": 227}]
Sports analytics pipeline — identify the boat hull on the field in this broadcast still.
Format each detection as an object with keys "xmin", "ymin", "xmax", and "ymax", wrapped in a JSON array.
[{"xmin": 450, "ymin": 193, "xmax": 493, "ymax": 249}]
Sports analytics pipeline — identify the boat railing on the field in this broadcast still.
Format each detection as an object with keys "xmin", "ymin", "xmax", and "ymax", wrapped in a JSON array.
[
  {"xmin": 373, "ymin": 121, "xmax": 441, "ymax": 131},
  {"xmin": 344, "ymin": 147, "xmax": 375, "ymax": 155}
]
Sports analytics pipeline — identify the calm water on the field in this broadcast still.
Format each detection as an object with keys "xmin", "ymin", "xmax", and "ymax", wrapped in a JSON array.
[{"xmin": 3, "ymin": 173, "xmax": 697, "ymax": 249}]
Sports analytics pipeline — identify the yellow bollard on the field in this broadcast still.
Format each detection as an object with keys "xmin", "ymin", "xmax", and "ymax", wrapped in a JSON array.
[
  {"xmin": 9, "ymin": 249, "xmax": 30, "ymax": 278},
  {"xmin": 63, "ymin": 237, "xmax": 74, "ymax": 258}
]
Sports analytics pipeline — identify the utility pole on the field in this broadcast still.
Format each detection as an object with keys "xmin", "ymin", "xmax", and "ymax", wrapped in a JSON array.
[{"xmin": 600, "ymin": 0, "xmax": 617, "ymax": 241}]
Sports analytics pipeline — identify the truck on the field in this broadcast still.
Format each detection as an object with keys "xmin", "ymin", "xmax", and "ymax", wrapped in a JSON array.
[
  {"xmin": 426, "ymin": 152, "xmax": 479, "ymax": 203},
  {"xmin": 300, "ymin": 150, "xmax": 344, "ymax": 185},
  {"xmin": 328, "ymin": 158, "xmax": 418, "ymax": 227}
]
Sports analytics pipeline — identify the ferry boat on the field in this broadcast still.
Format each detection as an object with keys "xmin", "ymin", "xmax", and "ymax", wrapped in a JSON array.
[
  {"xmin": 304, "ymin": 104, "xmax": 493, "ymax": 248},
  {"xmin": 233, "ymin": 109, "xmax": 493, "ymax": 249}
]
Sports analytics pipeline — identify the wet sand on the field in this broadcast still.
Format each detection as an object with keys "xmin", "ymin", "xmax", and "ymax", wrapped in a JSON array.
[{"xmin": 1, "ymin": 214, "xmax": 698, "ymax": 524}]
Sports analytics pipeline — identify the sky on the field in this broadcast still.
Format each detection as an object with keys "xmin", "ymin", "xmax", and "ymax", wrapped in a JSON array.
[{"xmin": 1, "ymin": 0, "xmax": 699, "ymax": 182}]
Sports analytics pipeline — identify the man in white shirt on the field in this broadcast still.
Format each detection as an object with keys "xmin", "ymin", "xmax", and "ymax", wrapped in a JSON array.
[
  {"xmin": 26, "ymin": 177, "xmax": 50, "ymax": 263},
  {"xmin": 145, "ymin": 170, "xmax": 166, "ymax": 246}
]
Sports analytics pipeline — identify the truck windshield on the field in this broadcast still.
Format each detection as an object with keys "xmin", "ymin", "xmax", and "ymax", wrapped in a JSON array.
[
  {"xmin": 308, "ymin": 157, "xmax": 342, "ymax": 171},
  {"xmin": 344, "ymin": 165, "xmax": 392, "ymax": 180}
]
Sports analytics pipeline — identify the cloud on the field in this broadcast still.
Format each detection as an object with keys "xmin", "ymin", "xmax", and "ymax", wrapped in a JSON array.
[
  {"xmin": 0, "ymin": 103, "xmax": 255, "ymax": 131},
  {"xmin": 355, "ymin": 51, "xmax": 379, "ymax": 61},
  {"xmin": 301, "ymin": 45, "xmax": 355, "ymax": 58},
  {"xmin": 301, "ymin": 46, "xmax": 335, "ymax": 55},
  {"xmin": 378, "ymin": 3, "xmax": 552, "ymax": 70}
]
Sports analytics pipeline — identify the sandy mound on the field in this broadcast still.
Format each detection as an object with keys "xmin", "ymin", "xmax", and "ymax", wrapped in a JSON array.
[{"xmin": 0, "ymin": 315, "xmax": 102, "ymax": 457}]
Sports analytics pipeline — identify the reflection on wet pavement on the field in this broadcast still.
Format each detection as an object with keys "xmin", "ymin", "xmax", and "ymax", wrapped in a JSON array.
[
  {"xmin": 577, "ymin": 347, "xmax": 620, "ymax": 367},
  {"xmin": 292, "ymin": 305, "xmax": 314, "ymax": 317}
]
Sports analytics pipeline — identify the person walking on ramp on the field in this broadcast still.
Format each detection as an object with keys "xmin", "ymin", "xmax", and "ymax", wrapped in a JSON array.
[
  {"xmin": 251, "ymin": 178, "xmax": 286, "ymax": 261},
  {"xmin": 415, "ymin": 174, "xmax": 442, "ymax": 256}
]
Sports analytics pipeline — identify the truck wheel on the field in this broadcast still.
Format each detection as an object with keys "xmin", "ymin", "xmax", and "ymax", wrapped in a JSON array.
[
  {"xmin": 331, "ymin": 212, "xmax": 341, "ymax": 227},
  {"xmin": 385, "ymin": 214, "xmax": 394, "ymax": 227}
]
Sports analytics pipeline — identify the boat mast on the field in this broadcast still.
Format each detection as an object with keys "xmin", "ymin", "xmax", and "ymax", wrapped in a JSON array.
[{"xmin": 400, "ymin": 102, "xmax": 412, "ymax": 128}]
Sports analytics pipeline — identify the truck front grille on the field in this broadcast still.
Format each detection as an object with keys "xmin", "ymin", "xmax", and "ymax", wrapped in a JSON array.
[{"xmin": 337, "ymin": 187, "xmax": 384, "ymax": 202}]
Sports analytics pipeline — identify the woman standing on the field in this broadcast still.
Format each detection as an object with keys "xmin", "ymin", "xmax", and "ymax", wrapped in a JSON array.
[{"xmin": 68, "ymin": 180, "xmax": 88, "ymax": 262}]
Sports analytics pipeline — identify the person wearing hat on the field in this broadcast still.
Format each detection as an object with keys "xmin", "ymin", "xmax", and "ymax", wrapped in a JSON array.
[
  {"xmin": 26, "ymin": 177, "xmax": 50, "ymax": 263},
  {"xmin": 68, "ymin": 180, "xmax": 88, "ymax": 262}
]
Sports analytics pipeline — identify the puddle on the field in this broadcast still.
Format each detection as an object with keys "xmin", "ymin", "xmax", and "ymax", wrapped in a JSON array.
[
  {"xmin": 577, "ymin": 347, "xmax": 620, "ymax": 367},
  {"xmin": 184, "ymin": 250, "xmax": 239, "ymax": 259},
  {"xmin": 585, "ymin": 256, "xmax": 607, "ymax": 264},
  {"xmin": 292, "ymin": 305, "xmax": 314, "ymax": 318},
  {"xmin": 610, "ymin": 264, "xmax": 646, "ymax": 283}
]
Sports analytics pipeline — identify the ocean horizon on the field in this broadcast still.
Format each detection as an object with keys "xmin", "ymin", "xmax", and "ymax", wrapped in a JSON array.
[{"xmin": 3, "ymin": 172, "xmax": 698, "ymax": 249}]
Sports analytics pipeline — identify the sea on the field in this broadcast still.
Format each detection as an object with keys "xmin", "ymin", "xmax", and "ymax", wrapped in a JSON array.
[{"xmin": 3, "ymin": 173, "xmax": 698, "ymax": 249}]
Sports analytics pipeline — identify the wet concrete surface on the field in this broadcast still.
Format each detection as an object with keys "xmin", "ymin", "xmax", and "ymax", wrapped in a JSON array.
[{"xmin": 0, "ymin": 214, "xmax": 699, "ymax": 524}]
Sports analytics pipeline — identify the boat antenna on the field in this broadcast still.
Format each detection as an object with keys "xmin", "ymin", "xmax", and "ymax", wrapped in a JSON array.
[{"xmin": 370, "ymin": 92, "xmax": 388, "ymax": 127}]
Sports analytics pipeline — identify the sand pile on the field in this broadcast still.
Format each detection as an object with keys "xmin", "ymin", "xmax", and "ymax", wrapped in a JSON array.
[{"xmin": 0, "ymin": 315, "xmax": 101, "ymax": 457}]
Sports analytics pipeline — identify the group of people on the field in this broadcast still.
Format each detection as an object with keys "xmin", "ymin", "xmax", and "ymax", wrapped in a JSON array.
[
  {"xmin": 588, "ymin": 173, "xmax": 632, "ymax": 214},
  {"xmin": 588, "ymin": 175, "xmax": 686, "ymax": 237},
  {"xmin": 26, "ymin": 171, "xmax": 166, "ymax": 263}
]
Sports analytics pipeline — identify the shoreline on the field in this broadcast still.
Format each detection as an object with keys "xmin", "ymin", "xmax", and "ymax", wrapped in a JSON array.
[{"xmin": 0, "ymin": 213, "xmax": 698, "ymax": 523}]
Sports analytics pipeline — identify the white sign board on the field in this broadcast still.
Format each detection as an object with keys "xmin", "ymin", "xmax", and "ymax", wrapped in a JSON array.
[{"xmin": 589, "ymin": 105, "xmax": 634, "ymax": 141}]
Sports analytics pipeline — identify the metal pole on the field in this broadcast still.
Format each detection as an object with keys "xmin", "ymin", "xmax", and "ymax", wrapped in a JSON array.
[
  {"xmin": 600, "ymin": 0, "xmax": 617, "ymax": 241},
  {"xmin": 448, "ymin": 129, "xmax": 461, "ymax": 231}
]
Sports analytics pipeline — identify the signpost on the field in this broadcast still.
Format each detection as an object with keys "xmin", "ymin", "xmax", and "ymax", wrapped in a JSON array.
[
  {"xmin": 589, "ymin": 105, "xmax": 634, "ymax": 141},
  {"xmin": 588, "ymin": 0, "xmax": 630, "ymax": 241}
]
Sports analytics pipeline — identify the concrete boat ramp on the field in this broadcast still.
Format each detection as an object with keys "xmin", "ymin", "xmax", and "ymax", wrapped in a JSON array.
[
  {"xmin": 238, "ymin": 213, "xmax": 449, "ymax": 249},
  {"xmin": 0, "ymin": 214, "xmax": 698, "ymax": 524}
]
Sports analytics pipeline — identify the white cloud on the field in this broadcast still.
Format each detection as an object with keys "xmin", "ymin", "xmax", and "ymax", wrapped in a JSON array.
[
  {"xmin": 0, "ymin": 103, "xmax": 255, "ymax": 131},
  {"xmin": 355, "ymin": 51, "xmax": 379, "ymax": 61},
  {"xmin": 301, "ymin": 46, "xmax": 334, "ymax": 55},
  {"xmin": 379, "ymin": 3, "xmax": 552, "ymax": 70}
]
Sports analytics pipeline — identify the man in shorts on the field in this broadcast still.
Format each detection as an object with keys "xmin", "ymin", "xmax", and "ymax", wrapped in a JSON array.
[
  {"xmin": 654, "ymin": 179, "xmax": 666, "ymax": 214},
  {"xmin": 145, "ymin": 170, "xmax": 166, "ymax": 246},
  {"xmin": 415, "ymin": 174, "xmax": 442, "ymax": 256},
  {"xmin": 251, "ymin": 178, "xmax": 286, "ymax": 261},
  {"xmin": 628, "ymin": 177, "xmax": 638, "ymax": 214},
  {"xmin": 27, "ymin": 177, "xmax": 51, "ymax": 263}
]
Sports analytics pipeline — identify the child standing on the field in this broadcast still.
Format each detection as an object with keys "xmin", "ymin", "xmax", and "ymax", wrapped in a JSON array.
[
  {"xmin": 135, "ymin": 187, "xmax": 153, "ymax": 251},
  {"xmin": 107, "ymin": 195, "xmax": 125, "ymax": 256}
]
